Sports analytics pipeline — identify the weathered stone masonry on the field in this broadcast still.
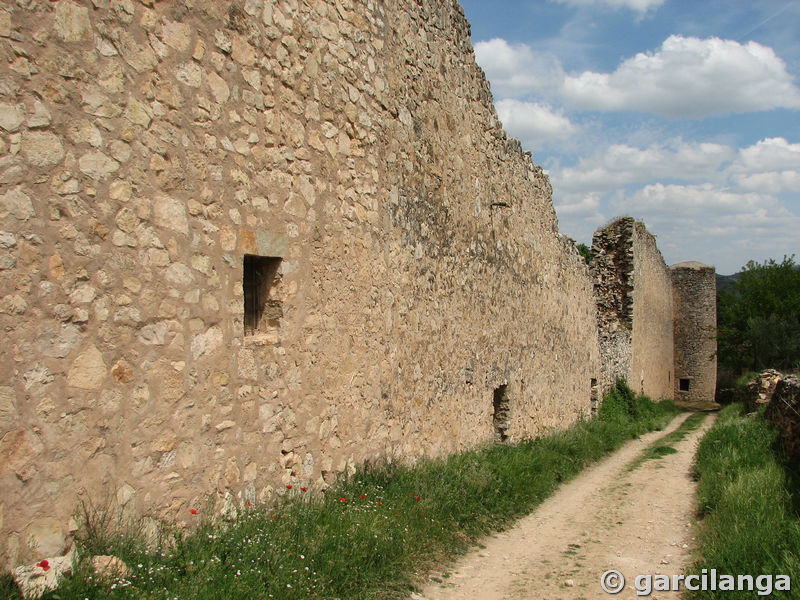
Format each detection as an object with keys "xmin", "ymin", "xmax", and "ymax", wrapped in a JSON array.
[
  {"xmin": 592, "ymin": 217, "xmax": 636, "ymax": 392},
  {"xmin": 629, "ymin": 221, "xmax": 675, "ymax": 401},
  {"xmin": 672, "ymin": 261, "xmax": 717, "ymax": 404},
  {"xmin": 0, "ymin": 0, "xmax": 607, "ymax": 568},
  {"xmin": 0, "ymin": 0, "xmax": 715, "ymax": 570},
  {"xmin": 591, "ymin": 218, "xmax": 709, "ymax": 403}
]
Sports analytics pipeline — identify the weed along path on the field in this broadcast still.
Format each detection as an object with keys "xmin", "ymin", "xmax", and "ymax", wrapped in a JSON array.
[{"xmin": 415, "ymin": 412, "xmax": 716, "ymax": 600}]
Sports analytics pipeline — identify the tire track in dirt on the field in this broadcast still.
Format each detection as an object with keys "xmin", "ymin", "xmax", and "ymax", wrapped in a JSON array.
[{"xmin": 415, "ymin": 412, "xmax": 716, "ymax": 600}]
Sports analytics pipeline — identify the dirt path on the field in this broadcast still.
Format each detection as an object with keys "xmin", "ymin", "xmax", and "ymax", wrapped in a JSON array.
[{"xmin": 415, "ymin": 412, "xmax": 716, "ymax": 600}]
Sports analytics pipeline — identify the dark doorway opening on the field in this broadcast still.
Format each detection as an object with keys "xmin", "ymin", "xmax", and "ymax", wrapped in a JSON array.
[{"xmin": 679, "ymin": 378, "xmax": 691, "ymax": 392}]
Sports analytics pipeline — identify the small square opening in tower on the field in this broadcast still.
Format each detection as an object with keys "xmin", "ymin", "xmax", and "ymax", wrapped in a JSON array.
[
  {"xmin": 243, "ymin": 254, "xmax": 282, "ymax": 336},
  {"xmin": 679, "ymin": 378, "xmax": 691, "ymax": 392}
]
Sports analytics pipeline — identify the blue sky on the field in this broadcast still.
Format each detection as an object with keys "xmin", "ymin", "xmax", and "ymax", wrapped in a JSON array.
[{"xmin": 459, "ymin": 0, "xmax": 800, "ymax": 274}]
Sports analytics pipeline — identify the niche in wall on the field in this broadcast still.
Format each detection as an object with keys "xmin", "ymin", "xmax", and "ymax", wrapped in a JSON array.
[
  {"xmin": 493, "ymin": 384, "xmax": 510, "ymax": 441},
  {"xmin": 243, "ymin": 254, "xmax": 282, "ymax": 336}
]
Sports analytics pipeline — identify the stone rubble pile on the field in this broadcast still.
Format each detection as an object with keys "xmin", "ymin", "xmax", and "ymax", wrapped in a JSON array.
[
  {"xmin": 746, "ymin": 369, "xmax": 783, "ymax": 412},
  {"xmin": 765, "ymin": 374, "xmax": 800, "ymax": 464}
]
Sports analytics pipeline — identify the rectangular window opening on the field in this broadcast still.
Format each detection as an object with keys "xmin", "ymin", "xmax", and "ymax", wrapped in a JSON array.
[
  {"xmin": 493, "ymin": 385, "xmax": 509, "ymax": 442},
  {"xmin": 679, "ymin": 378, "xmax": 691, "ymax": 392},
  {"xmin": 243, "ymin": 255, "xmax": 282, "ymax": 336}
]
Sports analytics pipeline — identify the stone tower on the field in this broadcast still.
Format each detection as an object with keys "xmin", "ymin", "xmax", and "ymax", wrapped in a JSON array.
[{"xmin": 671, "ymin": 262, "xmax": 717, "ymax": 405}]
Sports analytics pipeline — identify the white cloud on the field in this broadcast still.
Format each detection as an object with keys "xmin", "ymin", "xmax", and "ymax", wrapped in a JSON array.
[
  {"xmin": 734, "ymin": 171, "xmax": 800, "ymax": 194},
  {"xmin": 549, "ymin": 0, "xmax": 664, "ymax": 14},
  {"xmin": 495, "ymin": 99, "xmax": 579, "ymax": 146},
  {"xmin": 726, "ymin": 138, "xmax": 800, "ymax": 193},
  {"xmin": 553, "ymin": 193, "xmax": 607, "ymax": 246},
  {"xmin": 548, "ymin": 136, "xmax": 800, "ymax": 273},
  {"xmin": 552, "ymin": 140, "xmax": 735, "ymax": 194},
  {"xmin": 562, "ymin": 36, "xmax": 800, "ymax": 117},
  {"xmin": 615, "ymin": 183, "xmax": 783, "ymax": 216},
  {"xmin": 475, "ymin": 36, "xmax": 800, "ymax": 118},
  {"xmin": 474, "ymin": 39, "xmax": 564, "ymax": 98},
  {"xmin": 554, "ymin": 193, "xmax": 601, "ymax": 216},
  {"xmin": 602, "ymin": 183, "xmax": 800, "ymax": 272},
  {"xmin": 730, "ymin": 137, "xmax": 800, "ymax": 173},
  {"xmin": 470, "ymin": 17, "xmax": 800, "ymax": 272}
]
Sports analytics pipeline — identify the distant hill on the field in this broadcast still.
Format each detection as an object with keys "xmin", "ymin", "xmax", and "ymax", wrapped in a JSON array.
[{"xmin": 716, "ymin": 272, "xmax": 742, "ymax": 293}]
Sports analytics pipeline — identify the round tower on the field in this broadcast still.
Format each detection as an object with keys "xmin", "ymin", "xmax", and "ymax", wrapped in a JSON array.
[{"xmin": 671, "ymin": 261, "xmax": 717, "ymax": 405}]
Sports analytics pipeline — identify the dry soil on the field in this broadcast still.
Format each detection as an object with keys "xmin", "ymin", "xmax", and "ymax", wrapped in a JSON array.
[{"xmin": 414, "ymin": 412, "xmax": 716, "ymax": 600}]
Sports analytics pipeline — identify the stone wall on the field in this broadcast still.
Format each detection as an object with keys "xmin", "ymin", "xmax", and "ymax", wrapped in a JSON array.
[
  {"xmin": 765, "ymin": 374, "xmax": 800, "ymax": 464},
  {"xmin": 0, "ymin": 0, "xmax": 603, "ymax": 569},
  {"xmin": 671, "ymin": 261, "xmax": 717, "ymax": 404},
  {"xmin": 591, "ymin": 218, "xmax": 634, "ymax": 391},
  {"xmin": 630, "ymin": 222, "xmax": 674, "ymax": 400},
  {"xmin": 745, "ymin": 369, "xmax": 782, "ymax": 413},
  {"xmin": 591, "ymin": 218, "xmax": 674, "ymax": 399}
]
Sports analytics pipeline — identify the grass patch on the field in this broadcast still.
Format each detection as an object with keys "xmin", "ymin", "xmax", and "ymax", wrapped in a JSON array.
[
  {"xmin": 9, "ymin": 382, "xmax": 679, "ymax": 600},
  {"xmin": 648, "ymin": 445, "xmax": 678, "ymax": 458},
  {"xmin": 628, "ymin": 412, "xmax": 707, "ymax": 471},
  {"xmin": 688, "ymin": 403, "xmax": 800, "ymax": 599}
]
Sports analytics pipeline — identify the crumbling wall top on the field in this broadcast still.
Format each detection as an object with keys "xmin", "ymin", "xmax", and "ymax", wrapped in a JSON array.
[{"xmin": 671, "ymin": 261, "xmax": 713, "ymax": 271}]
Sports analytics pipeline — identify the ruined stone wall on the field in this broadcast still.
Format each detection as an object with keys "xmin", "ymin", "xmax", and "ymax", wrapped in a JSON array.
[
  {"xmin": 672, "ymin": 262, "xmax": 717, "ymax": 404},
  {"xmin": 0, "ymin": 0, "xmax": 601, "ymax": 568},
  {"xmin": 765, "ymin": 374, "xmax": 800, "ymax": 464},
  {"xmin": 591, "ymin": 217, "xmax": 634, "ymax": 391},
  {"xmin": 630, "ymin": 222, "xmax": 674, "ymax": 399},
  {"xmin": 592, "ymin": 218, "xmax": 674, "ymax": 399}
]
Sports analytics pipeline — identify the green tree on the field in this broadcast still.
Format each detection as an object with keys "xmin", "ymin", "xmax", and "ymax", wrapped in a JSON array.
[
  {"xmin": 576, "ymin": 243, "xmax": 592, "ymax": 265},
  {"xmin": 718, "ymin": 255, "xmax": 800, "ymax": 372}
]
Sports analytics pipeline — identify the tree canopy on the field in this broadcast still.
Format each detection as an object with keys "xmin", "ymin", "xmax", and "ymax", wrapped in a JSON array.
[
  {"xmin": 576, "ymin": 243, "xmax": 592, "ymax": 265},
  {"xmin": 717, "ymin": 255, "xmax": 800, "ymax": 373}
]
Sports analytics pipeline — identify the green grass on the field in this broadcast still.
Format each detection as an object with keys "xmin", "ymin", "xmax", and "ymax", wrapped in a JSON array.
[
  {"xmin": 735, "ymin": 371, "xmax": 761, "ymax": 388},
  {"xmin": 3, "ymin": 382, "xmax": 679, "ymax": 600},
  {"xmin": 688, "ymin": 403, "xmax": 800, "ymax": 599},
  {"xmin": 628, "ymin": 412, "xmax": 707, "ymax": 471}
]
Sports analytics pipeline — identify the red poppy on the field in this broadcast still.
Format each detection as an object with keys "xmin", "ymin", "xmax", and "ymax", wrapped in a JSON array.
[
  {"xmin": 416, "ymin": 496, "xmax": 421, "ymax": 501},
  {"xmin": 270, "ymin": 515, "xmax": 276, "ymax": 519},
  {"xmin": 247, "ymin": 503, "xmax": 253, "ymax": 507},
  {"xmin": 360, "ymin": 494, "xmax": 366, "ymax": 499},
  {"xmin": 37, "ymin": 560, "xmax": 50, "ymax": 571},
  {"xmin": 286, "ymin": 485, "xmax": 293, "ymax": 490},
  {"xmin": 301, "ymin": 487, "xmax": 307, "ymax": 492},
  {"xmin": 190, "ymin": 509, "xmax": 197, "ymax": 515},
  {"xmin": 339, "ymin": 497, "xmax": 346, "ymax": 502},
  {"xmin": 377, "ymin": 501, "xmax": 383, "ymax": 506},
  {"xmin": 409, "ymin": 493, "xmax": 414, "ymax": 497}
]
